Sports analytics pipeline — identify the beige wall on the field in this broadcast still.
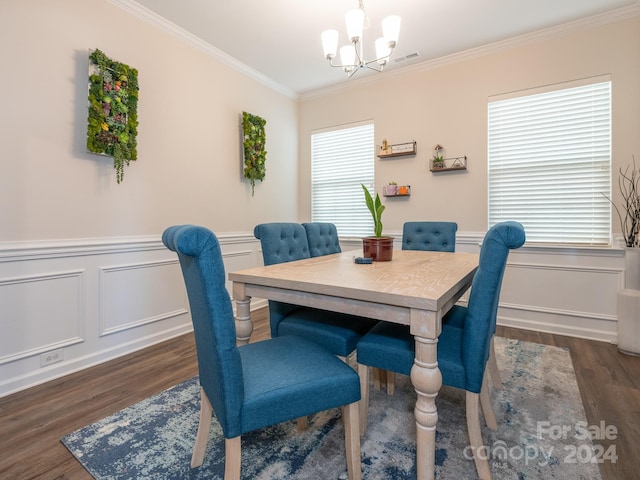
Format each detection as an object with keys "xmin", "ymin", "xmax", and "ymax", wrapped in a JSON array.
[
  {"xmin": 0, "ymin": 0, "xmax": 298, "ymax": 242},
  {"xmin": 298, "ymin": 15, "xmax": 640, "ymax": 235}
]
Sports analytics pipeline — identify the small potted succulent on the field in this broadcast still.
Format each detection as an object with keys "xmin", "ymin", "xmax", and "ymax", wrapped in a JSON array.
[
  {"xmin": 384, "ymin": 181, "xmax": 398, "ymax": 196},
  {"xmin": 431, "ymin": 144, "xmax": 445, "ymax": 170},
  {"xmin": 361, "ymin": 184, "xmax": 394, "ymax": 261}
]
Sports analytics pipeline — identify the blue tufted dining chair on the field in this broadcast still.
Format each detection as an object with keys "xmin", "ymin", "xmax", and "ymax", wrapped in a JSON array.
[
  {"xmin": 402, "ymin": 221, "xmax": 502, "ymax": 390},
  {"xmin": 302, "ymin": 222, "xmax": 342, "ymax": 257},
  {"xmin": 356, "ymin": 221, "xmax": 525, "ymax": 480},
  {"xmin": 254, "ymin": 223, "xmax": 377, "ymax": 359},
  {"xmin": 402, "ymin": 221, "xmax": 458, "ymax": 252},
  {"xmin": 163, "ymin": 225, "xmax": 362, "ymax": 480},
  {"xmin": 378, "ymin": 221, "xmax": 460, "ymax": 394}
]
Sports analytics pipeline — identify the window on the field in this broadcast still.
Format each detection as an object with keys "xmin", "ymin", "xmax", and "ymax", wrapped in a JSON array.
[
  {"xmin": 311, "ymin": 121, "xmax": 375, "ymax": 237},
  {"xmin": 488, "ymin": 79, "xmax": 611, "ymax": 245}
]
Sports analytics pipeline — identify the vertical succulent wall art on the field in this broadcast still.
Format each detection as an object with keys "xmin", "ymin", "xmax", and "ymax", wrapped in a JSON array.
[
  {"xmin": 242, "ymin": 111, "xmax": 267, "ymax": 196},
  {"xmin": 87, "ymin": 49, "xmax": 139, "ymax": 183}
]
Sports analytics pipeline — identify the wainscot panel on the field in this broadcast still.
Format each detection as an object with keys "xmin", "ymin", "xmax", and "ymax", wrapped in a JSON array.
[{"xmin": 0, "ymin": 233, "xmax": 265, "ymax": 398}]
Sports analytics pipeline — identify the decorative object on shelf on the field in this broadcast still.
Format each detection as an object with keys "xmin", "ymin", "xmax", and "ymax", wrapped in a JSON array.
[
  {"xmin": 431, "ymin": 144, "xmax": 445, "ymax": 170},
  {"xmin": 87, "ymin": 49, "xmax": 139, "ymax": 184},
  {"xmin": 361, "ymin": 184, "xmax": 393, "ymax": 261},
  {"xmin": 321, "ymin": 0, "xmax": 401, "ymax": 78},
  {"xmin": 378, "ymin": 141, "xmax": 417, "ymax": 158},
  {"xmin": 429, "ymin": 144, "xmax": 467, "ymax": 172},
  {"xmin": 380, "ymin": 139, "xmax": 392, "ymax": 156},
  {"xmin": 242, "ymin": 111, "xmax": 267, "ymax": 196},
  {"xmin": 383, "ymin": 181, "xmax": 397, "ymax": 196}
]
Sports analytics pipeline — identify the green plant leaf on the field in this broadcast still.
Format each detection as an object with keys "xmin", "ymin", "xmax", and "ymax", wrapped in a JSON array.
[{"xmin": 361, "ymin": 184, "xmax": 385, "ymax": 237}]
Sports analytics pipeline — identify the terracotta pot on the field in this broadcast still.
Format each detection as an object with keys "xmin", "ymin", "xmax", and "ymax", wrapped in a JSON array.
[{"xmin": 362, "ymin": 236, "xmax": 394, "ymax": 261}]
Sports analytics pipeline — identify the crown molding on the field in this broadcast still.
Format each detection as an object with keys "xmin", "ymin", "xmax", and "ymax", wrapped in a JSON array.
[
  {"xmin": 108, "ymin": 0, "xmax": 297, "ymax": 100},
  {"xmin": 300, "ymin": 2, "xmax": 640, "ymax": 101}
]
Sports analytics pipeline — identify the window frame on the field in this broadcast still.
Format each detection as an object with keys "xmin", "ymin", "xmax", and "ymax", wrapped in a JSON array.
[
  {"xmin": 310, "ymin": 121, "xmax": 375, "ymax": 237},
  {"xmin": 487, "ymin": 77, "xmax": 612, "ymax": 246}
]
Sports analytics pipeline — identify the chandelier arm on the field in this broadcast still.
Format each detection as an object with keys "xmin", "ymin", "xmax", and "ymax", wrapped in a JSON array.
[
  {"xmin": 327, "ymin": 57, "xmax": 357, "ymax": 69},
  {"xmin": 364, "ymin": 63, "xmax": 384, "ymax": 73},
  {"xmin": 364, "ymin": 55, "xmax": 391, "ymax": 68}
]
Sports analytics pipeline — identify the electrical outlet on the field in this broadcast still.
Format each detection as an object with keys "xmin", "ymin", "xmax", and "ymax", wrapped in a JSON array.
[{"xmin": 40, "ymin": 348, "xmax": 64, "ymax": 367}]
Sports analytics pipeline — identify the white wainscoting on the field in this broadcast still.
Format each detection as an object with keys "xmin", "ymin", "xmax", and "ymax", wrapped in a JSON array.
[
  {"xmin": 0, "ymin": 233, "xmax": 265, "ymax": 398},
  {"xmin": 0, "ymin": 231, "xmax": 625, "ymax": 397}
]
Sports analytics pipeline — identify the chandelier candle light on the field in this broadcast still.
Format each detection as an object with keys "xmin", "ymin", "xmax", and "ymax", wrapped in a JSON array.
[{"xmin": 321, "ymin": 0, "xmax": 401, "ymax": 77}]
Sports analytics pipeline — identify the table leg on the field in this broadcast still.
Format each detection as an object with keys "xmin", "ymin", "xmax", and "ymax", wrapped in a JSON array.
[
  {"xmin": 233, "ymin": 283, "xmax": 252, "ymax": 345},
  {"xmin": 410, "ymin": 335, "xmax": 442, "ymax": 480}
]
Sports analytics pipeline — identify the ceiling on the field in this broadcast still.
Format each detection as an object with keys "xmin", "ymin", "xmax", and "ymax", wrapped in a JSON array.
[{"xmin": 131, "ymin": 0, "xmax": 637, "ymax": 95}]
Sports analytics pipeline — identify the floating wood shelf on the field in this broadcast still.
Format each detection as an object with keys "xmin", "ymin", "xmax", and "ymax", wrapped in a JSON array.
[
  {"xmin": 382, "ymin": 185, "xmax": 411, "ymax": 197},
  {"xmin": 430, "ymin": 156, "xmax": 467, "ymax": 172},
  {"xmin": 378, "ymin": 141, "xmax": 417, "ymax": 158}
]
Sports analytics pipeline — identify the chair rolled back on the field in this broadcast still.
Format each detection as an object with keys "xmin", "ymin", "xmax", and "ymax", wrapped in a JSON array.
[
  {"xmin": 162, "ymin": 225, "xmax": 244, "ymax": 436},
  {"xmin": 254, "ymin": 223, "xmax": 311, "ymax": 265},
  {"xmin": 462, "ymin": 221, "xmax": 525, "ymax": 392},
  {"xmin": 402, "ymin": 221, "xmax": 458, "ymax": 252},
  {"xmin": 302, "ymin": 222, "xmax": 342, "ymax": 257},
  {"xmin": 254, "ymin": 223, "xmax": 311, "ymax": 336}
]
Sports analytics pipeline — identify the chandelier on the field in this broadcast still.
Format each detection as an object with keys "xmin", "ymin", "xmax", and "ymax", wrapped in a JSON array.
[{"xmin": 321, "ymin": 0, "xmax": 401, "ymax": 78}]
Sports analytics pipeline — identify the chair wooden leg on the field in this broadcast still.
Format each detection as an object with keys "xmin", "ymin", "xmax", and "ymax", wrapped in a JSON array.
[
  {"xmin": 191, "ymin": 387, "xmax": 213, "ymax": 468},
  {"xmin": 487, "ymin": 336, "xmax": 502, "ymax": 389},
  {"xmin": 342, "ymin": 402, "xmax": 362, "ymax": 480},
  {"xmin": 224, "ymin": 436, "xmax": 241, "ymax": 480},
  {"xmin": 466, "ymin": 391, "xmax": 492, "ymax": 480},
  {"xmin": 296, "ymin": 416, "xmax": 308, "ymax": 430},
  {"xmin": 372, "ymin": 367, "xmax": 382, "ymax": 390},
  {"xmin": 357, "ymin": 363, "xmax": 370, "ymax": 436},
  {"xmin": 386, "ymin": 371, "xmax": 396, "ymax": 396},
  {"xmin": 479, "ymin": 372, "xmax": 498, "ymax": 430}
]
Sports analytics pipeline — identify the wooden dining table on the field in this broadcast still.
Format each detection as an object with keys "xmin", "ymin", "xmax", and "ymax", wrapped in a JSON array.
[{"xmin": 228, "ymin": 249, "xmax": 479, "ymax": 480}]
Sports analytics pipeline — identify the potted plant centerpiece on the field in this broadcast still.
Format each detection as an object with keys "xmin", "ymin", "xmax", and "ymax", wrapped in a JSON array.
[{"xmin": 361, "ymin": 184, "xmax": 394, "ymax": 261}]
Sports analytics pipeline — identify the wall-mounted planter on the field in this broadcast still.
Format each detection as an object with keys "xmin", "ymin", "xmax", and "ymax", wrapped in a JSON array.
[
  {"xmin": 242, "ymin": 111, "xmax": 267, "ymax": 196},
  {"xmin": 86, "ymin": 49, "xmax": 139, "ymax": 184}
]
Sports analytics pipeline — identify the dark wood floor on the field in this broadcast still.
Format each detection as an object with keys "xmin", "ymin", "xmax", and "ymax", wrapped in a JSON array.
[{"xmin": 1, "ymin": 309, "xmax": 638, "ymax": 479}]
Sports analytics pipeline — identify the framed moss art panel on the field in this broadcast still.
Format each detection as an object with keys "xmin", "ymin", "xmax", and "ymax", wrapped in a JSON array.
[
  {"xmin": 87, "ymin": 49, "xmax": 139, "ymax": 183},
  {"xmin": 242, "ymin": 111, "xmax": 267, "ymax": 196}
]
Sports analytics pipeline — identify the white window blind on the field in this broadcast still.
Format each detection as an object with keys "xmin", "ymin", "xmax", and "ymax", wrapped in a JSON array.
[
  {"xmin": 488, "ymin": 80, "xmax": 611, "ymax": 245},
  {"xmin": 311, "ymin": 122, "xmax": 374, "ymax": 237}
]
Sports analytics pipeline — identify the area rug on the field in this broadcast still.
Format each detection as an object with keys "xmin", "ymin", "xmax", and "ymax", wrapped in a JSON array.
[{"xmin": 61, "ymin": 338, "xmax": 602, "ymax": 479}]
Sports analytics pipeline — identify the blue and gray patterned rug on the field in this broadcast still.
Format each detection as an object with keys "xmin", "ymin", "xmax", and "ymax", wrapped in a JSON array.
[{"xmin": 61, "ymin": 338, "xmax": 602, "ymax": 479}]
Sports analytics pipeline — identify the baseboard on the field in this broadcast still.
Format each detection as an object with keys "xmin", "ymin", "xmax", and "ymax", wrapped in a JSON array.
[
  {"xmin": 0, "ymin": 322, "xmax": 194, "ymax": 398},
  {"xmin": 498, "ymin": 316, "xmax": 617, "ymax": 344}
]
